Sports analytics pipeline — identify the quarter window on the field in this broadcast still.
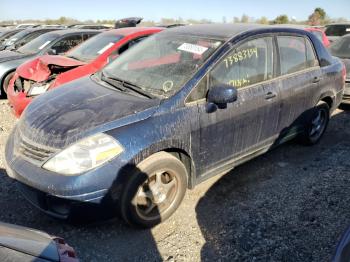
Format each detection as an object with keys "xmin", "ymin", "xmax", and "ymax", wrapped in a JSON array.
[
  {"xmin": 277, "ymin": 36, "xmax": 318, "ymax": 75},
  {"xmin": 210, "ymin": 37, "xmax": 274, "ymax": 89}
]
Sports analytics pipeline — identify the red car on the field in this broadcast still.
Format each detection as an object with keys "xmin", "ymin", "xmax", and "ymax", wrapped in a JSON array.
[
  {"xmin": 306, "ymin": 27, "xmax": 330, "ymax": 47},
  {"xmin": 8, "ymin": 27, "xmax": 163, "ymax": 117},
  {"xmin": 274, "ymin": 25, "xmax": 330, "ymax": 47}
]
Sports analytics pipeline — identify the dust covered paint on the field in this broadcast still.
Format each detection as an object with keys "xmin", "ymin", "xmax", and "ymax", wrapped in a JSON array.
[{"xmin": 4, "ymin": 24, "xmax": 345, "ymax": 223}]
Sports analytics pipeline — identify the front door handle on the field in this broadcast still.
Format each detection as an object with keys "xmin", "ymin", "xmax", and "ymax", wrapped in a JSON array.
[{"xmin": 265, "ymin": 91, "xmax": 277, "ymax": 100}]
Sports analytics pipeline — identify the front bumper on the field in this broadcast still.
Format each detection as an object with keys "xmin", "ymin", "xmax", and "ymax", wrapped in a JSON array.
[
  {"xmin": 7, "ymin": 74, "xmax": 33, "ymax": 118},
  {"xmin": 342, "ymin": 81, "xmax": 350, "ymax": 104},
  {"xmin": 4, "ymin": 130, "xmax": 128, "ymax": 217}
]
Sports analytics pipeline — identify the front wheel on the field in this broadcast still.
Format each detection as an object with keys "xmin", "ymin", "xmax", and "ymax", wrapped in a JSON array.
[
  {"xmin": 300, "ymin": 101, "xmax": 330, "ymax": 145},
  {"xmin": 1, "ymin": 71, "xmax": 14, "ymax": 98},
  {"xmin": 119, "ymin": 152, "xmax": 188, "ymax": 228}
]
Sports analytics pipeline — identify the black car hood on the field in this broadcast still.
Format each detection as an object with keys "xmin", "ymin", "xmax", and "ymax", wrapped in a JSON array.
[
  {"xmin": 0, "ymin": 50, "xmax": 28, "ymax": 63},
  {"xmin": 19, "ymin": 76, "xmax": 160, "ymax": 148},
  {"xmin": 0, "ymin": 222, "xmax": 59, "ymax": 261}
]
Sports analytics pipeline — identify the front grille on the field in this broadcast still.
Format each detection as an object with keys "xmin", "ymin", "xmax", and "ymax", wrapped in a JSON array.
[
  {"xmin": 14, "ymin": 130, "xmax": 56, "ymax": 164},
  {"xmin": 18, "ymin": 138, "xmax": 54, "ymax": 162}
]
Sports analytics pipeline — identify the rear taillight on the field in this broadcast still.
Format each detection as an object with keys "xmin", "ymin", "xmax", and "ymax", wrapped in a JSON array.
[{"xmin": 342, "ymin": 64, "xmax": 347, "ymax": 83}]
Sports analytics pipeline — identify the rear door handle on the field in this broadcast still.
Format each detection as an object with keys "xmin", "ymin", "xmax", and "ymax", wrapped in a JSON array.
[
  {"xmin": 265, "ymin": 91, "xmax": 277, "ymax": 100},
  {"xmin": 313, "ymin": 77, "xmax": 321, "ymax": 83}
]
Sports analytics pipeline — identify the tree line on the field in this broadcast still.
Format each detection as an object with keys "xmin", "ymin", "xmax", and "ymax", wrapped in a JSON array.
[{"xmin": 0, "ymin": 8, "xmax": 348, "ymax": 26}]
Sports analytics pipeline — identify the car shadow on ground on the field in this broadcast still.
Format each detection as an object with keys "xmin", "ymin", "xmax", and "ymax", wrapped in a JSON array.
[
  {"xmin": 0, "ymin": 167, "xmax": 164, "ymax": 262},
  {"xmin": 195, "ymin": 109, "xmax": 350, "ymax": 261}
]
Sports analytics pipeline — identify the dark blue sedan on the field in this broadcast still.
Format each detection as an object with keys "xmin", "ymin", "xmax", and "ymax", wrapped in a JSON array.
[{"xmin": 5, "ymin": 24, "xmax": 345, "ymax": 227}]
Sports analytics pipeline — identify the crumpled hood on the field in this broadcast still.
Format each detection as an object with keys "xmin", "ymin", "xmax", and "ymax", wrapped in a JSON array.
[
  {"xmin": 17, "ymin": 55, "xmax": 86, "ymax": 82},
  {"xmin": 0, "ymin": 222, "xmax": 59, "ymax": 261},
  {"xmin": 19, "ymin": 76, "xmax": 160, "ymax": 148},
  {"xmin": 0, "ymin": 50, "xmax": 27, "ymax": 63}
]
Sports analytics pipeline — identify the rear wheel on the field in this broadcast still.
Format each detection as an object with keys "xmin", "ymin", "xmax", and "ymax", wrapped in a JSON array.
[
  {"xmin": 1, "ymin": 71, "xmax": 14, "ymax": 98},
  {"xmin": 120, "ymin": 152, "xmax": 187, "ymax": 228},
  {"xmin": 300, "ymin": 101, "xmax": 330, "ymax": 145}
]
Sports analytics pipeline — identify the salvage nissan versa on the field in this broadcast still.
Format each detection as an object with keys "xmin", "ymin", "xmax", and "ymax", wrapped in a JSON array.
[{"xmin": 5, "ymin": 24, "xmax": 345, "ymax": 228}]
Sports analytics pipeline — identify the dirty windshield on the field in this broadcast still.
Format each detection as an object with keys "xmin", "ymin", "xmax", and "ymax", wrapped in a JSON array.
[
  {"xmin": 102, "ymin": 33, "xmax": 223, "ymax": 98},
  {"xmin": 67, "ymin": 33, "xmax": 123, "ymax": 62},
  {"xmin": 17, "ymin": 32, "xmax": 59, "ymax": 55}
]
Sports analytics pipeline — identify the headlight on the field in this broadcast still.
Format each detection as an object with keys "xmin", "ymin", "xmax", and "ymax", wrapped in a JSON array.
[
  {"xmin": 43, "ymin": 133, "xmax": 124, "ymax": 176},
  {"xmin": 27, "ymin": 83, "xmax": 50, "ymax": 96}
]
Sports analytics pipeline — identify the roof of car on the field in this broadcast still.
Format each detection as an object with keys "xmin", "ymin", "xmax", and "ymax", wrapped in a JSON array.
[
  {"xmin": 103, "ymin": 26, "xmax": 164, "ymax": 36},
  {"xmin": 164, "ymin": 23, "xmax": 285, "ymax": 39},
  {"xmin": 44, "ymin": 28, "xmax": 100, "ymax": 35}
]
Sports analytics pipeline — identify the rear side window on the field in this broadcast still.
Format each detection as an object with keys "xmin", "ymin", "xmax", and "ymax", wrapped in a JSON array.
[
  {"xmin": 118, "ymin": 36, "xmax": 149, "ymax": 55},
  {"xmin": 210, "ymin": 37, "xmax": 274, "ymax": 89},
  {"xmin": 51, "ymin": 34, "xmax": 83, "ymax": 54},
  {"xmin": 82, "ymin": 33, "xmax": 97, "ymax": 41},
  {"xmin": 277, "ymin": 36, "xmax": 318, "ymax": 75}
]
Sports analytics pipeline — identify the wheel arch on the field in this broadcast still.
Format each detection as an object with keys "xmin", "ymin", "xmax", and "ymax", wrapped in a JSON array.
[
  {"xmin": 318, "ymin": 92, "xmax": 335, "ymax": 110},
  {"xmin": 0, "ymin": 69, "xmax": 16, "ymax": 96},
  {"xmin": 133, "ymin": 143, "xmax": 196, "ymax": 189}
]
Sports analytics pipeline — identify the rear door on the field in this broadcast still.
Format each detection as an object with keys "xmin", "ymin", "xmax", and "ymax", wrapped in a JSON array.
[{"xmin": 276, "ymin": 35, "xmax": 322, "ymax": 134}]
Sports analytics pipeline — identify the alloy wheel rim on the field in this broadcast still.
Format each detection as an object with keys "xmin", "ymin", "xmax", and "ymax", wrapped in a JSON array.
[
  {"xmin": 135, "ymin": 170, "xmax": 178, "ymax": 220},
  {"xmin": 309, "ymin": 109, "xmax": 326, "ymax": 138}
]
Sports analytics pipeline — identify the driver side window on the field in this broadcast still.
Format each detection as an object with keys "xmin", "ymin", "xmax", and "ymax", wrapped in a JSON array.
[
  {"xmin": 51, "ymin": 34, "xmax": 83, "ymax": 54},
  {"xmin": 186, "ymin": 36, "xmax": 274, "ymax": 104},
  {"xmin": 211, "ymin": 37, "xmax": 274, "ymax": 89}
]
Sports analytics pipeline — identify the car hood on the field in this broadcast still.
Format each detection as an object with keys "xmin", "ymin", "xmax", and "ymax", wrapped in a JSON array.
[
  {"xmin": 19, "ymin": 76, "xmax": 160, "ymax": 148},
  {"xmin": 0, "ymin": 222, "xmax": 59, "ymax": 261},
  {"xmin": 17, "ymin": 55, "xmax": 86, "ymax": 82},
  {"xmin": 0, "ymin": 50, "xmax": 28, "ymax": 63}
]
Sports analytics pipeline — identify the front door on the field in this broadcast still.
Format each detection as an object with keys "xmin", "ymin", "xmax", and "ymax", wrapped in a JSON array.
[{"xmin": 192, "ymin": 36, "xmax": 282, "ymax": 176}]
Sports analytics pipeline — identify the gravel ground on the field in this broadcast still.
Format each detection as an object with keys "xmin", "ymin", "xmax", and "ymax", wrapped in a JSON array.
[{"xmin": 0, "ymin": 99, "xmax": 350, "ymax": 261}]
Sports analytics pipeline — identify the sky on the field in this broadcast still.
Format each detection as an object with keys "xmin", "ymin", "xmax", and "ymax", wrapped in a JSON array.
[{"xmin": 0, "ymin": 0, "xmax": 349, "ymax": 22}]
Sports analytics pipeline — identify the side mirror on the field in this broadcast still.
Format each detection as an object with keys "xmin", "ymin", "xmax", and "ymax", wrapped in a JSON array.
[
  {"xmin": 208, "ymin": 84, "xmax": 238, "ymax": 105},
  {"xmin": 46, "ymin": 48, "xmax": 57, "ymax": 55}
]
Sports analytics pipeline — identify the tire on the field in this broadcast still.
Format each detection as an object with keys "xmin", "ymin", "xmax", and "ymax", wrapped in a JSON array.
[
  {"xmin": 120, "ymin": 151, "xmax": 188, "ymax": 228},
  {"xmin": 300, "ymin": 101, "xmax": 330, "ymax": 145},
  {"xmin": 1, "ymin": 71, "xmax": 14, "ymax": 98}
]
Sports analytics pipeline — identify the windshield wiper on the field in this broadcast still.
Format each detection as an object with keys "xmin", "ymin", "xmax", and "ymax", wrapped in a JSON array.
[
  {"xmin": 101, "ymin": 72, "xmax": 155, "ymax": 99},
  {"xmin": 100, "ymin": 71, "xmax": 128, "ymax": 92},
  {"xmin": 66, "ymin": 54, "xmax": 83, "ymax": 62}
]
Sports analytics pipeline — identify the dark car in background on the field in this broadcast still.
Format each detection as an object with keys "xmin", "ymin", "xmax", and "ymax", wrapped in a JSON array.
[
  {"xmin": 0, "ymin": 221, "xmax": 78, "ymax": 262},
  {"xmin": 325, "ymin": 23, "xmax": 350, "ymax": 43},
  {"xmin": 0, "ymin": 28, "xmax": 23, "ymax": 46},
  {"xmin": 70, "ymin": 24, "xmax": 110, "ymax": 30},
  {"xmin": 5, "ymin": 24, "xmax": 344, "ymax": 228},
  {"xmin": 0, "ymin": 27, "xmax": 61, "ymax": 51},
  {"xmin": 114, "ymin": 17, "xmax": 142, "ymax": 28},
  {"xmin": 329, "ymin": 34, "xmax": 350, "ymax": 103},
  {"xmin": 0, "ymin": 29, "xmax": 100, "ymax": 97}
]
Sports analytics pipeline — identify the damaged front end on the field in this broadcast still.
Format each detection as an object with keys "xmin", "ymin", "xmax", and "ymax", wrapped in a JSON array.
[{"xmin": 7, "ymin": 56, "xmax": 85, "ymax": 117}]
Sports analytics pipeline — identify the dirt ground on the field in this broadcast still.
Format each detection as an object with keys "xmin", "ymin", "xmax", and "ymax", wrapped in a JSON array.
[{"xmin": 0, "ymin": 99, "xmax": 350, "ymax": 261}]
